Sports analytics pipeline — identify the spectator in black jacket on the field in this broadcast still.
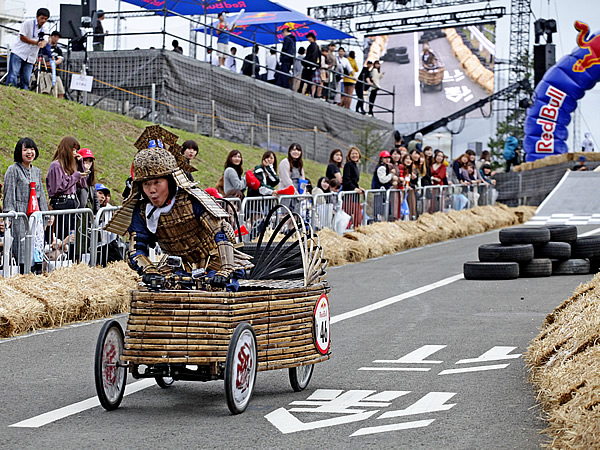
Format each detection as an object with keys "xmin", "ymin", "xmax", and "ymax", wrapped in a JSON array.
[
  {"xmin": 342, "ymin": 146, "xmax": 364, "ymax": 228},
  {"xmin": 298, "ymin": 32, "xmax": 320, "ymax": 95},
  {"xmin": 242, "ymin": 45, "xmax": 260, "ymax": 77},
  {"xmin": 278, "ymin": 28, "xmax": 296, "ymax": 89},
  {"xmin": 355, "ymin": 61, "xmax": 373, "ymax": 114}
]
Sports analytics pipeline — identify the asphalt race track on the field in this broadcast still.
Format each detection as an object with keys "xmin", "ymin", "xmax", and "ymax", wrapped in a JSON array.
[
  {"xmin": 2, "ymin": 226, "xmax": 598, "ymax": 448},
  {"xmin": 378, "ymin": 31, "xmax": 489, "ymax": 125}
]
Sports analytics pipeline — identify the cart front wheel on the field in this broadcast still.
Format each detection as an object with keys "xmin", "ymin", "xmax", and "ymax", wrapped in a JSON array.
[
  {"xmin": 155, "ymin": 377, "xmax": 175, "ymax": 389},
  {"xmin": 289, "ymin": 364, "xmax": 314, "ymax": 392},
  {"xmin": 225, "ymin": 322, "xmax": 257, "ymax": 415},
  {"xmin": 94, "ymin": 320, "xmax": 127, "ymax": 411}
]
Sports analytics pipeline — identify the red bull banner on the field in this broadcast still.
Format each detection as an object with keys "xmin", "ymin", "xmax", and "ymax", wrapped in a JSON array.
[{"xmin": 524, "ymin": 21, "xmax": 600, "ymax": 162}]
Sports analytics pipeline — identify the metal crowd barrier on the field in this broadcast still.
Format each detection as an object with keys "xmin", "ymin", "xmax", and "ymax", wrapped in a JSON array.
[
  {"xmin": 240, "ymin": 195, "xmax": 279, "ymax": 242},
  {"xmin": 339, "ymin": 191, "xmax": 365, "ymax": 231},
  {"xmin": 364, "ymin": 189, "xmax": 388, "ymax": 225},
  {"xmin": 311, "ymin": 193, "xmax": 337, "ymax": 231}
]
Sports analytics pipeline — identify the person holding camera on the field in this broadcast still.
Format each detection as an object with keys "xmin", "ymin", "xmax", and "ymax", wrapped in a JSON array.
[
  {"xmin": 6, "ymin": 8, "xmax": 50, "ymax": 90},
  {"xmin": 35, "ymin": 31, "xmax": 65, "ymax": 98}
]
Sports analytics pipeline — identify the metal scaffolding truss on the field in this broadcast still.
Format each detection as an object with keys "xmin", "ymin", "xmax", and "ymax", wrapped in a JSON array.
[
  {"xmin": 308, "ymin": 0, "xmax": 499, "ymax": 33},
  {"xmin": 356, "ymin": 6, "xmax": 506, "ymax": 35}
]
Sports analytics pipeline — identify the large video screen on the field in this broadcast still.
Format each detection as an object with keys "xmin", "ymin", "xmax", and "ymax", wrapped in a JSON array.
[{"xmin": 373, "ymin": 24, "xmax": 495, "ymax": 125}]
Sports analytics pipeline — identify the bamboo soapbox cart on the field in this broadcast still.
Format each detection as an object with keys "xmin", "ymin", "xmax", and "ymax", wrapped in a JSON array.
[
  {"xmin": 94, "ymin": 205, "xmax": 331, "ymax": 415},
  {"xmin": 419, "ymin": 58, "xmax": 445, "ymax": 92}
]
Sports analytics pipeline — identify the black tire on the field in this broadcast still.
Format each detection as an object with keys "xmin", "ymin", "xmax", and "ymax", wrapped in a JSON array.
[
  {"xmin": 225, "ymin": 322, "xmax": 258, "ymax": 415},
  {"xmin": 155, "ymin": 376, "xmax": 175, "ymax": 389},
  {"xmin": 546, "ymin": 225, "xmax": 578, "ymax": 242},
  {"xmin": 397, "ymin": 46, "xmax": 407, "ymax": 54},
  {"xmin": 571, "ymin": 236, "xmax": 600, "ymax": 259},
  {"xmin": 397, "ymin": 59, "xmax": 411, "ymax": 65},
  {"xmin": 94, "ymin": 320, "xmax": 127, "ymax": 411},
  {"xmin": 463, "ymin": 261, "xmax": 519, "ymax": 280},
  {"xmin": 499, "ymin": 227, "xmax": 550, "ymax": 245},
  {"xmin": 478, "ymin": 243, "xmax": 534, "ymax": 263},
  {"xmin": 289, "ymin": 364, "xmax": 315, "ymax": 392},
  {"xmin": 519, "ymin": 258, "xmax": 552, "ymax": 277},
  {"xmin": 534, "ymin": 242, "xmax": 571, "ymax": 260},
  {"xmin": 552, "ymin": 259, "xmax": 590, "ymax": 275}
]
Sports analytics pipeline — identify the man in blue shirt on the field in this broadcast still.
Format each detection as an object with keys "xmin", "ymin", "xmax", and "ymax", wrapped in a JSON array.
[{"xmin": 216, "ymin": 13, "xmax": 230, "ymax": 67}]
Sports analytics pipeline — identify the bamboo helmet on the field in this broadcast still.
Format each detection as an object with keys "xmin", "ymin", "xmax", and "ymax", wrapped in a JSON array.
[{"xmin": 132, "ymin": 143, "xmax": 178, "ymax": 182}]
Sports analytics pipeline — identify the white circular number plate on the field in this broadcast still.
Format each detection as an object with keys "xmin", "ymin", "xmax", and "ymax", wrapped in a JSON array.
[{"xmin": 314, "ymin": 294, "xmax": 330, "ymax": 355}]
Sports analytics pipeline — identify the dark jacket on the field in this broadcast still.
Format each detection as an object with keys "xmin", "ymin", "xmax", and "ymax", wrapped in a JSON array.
[
  {"xmin": 371, "ymin": 163, "xmax": 392, "ymax": 190},
  {"xmin": 242, "ymin": 53, "xmax": 260, "ymax": 77},
  {"xmin": 281, "ymin": 34, "xmax": 296, "ymax": 65},
  {"xmin": 302, "ymin": 41, "xmax": 320, "ymax": 71},
  {"xmin": 342, "ymin": 161, "xmax": 360, "ymax": 191}
]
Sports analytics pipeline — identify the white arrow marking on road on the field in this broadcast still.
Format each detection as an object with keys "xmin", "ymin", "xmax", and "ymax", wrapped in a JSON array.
[
  {"xmin": 350, "ymin": 419, "xmax": 435, "ymax": 437},
  {"xmin": 374, "ymin": 345, "xmax": 447, "ymax": 364},
  {"xmin": 438, "ymin": 364, "xmax": 510, "ymax": 375},
  {"xmin": 265, "ymin": 408, "xmax": 378, "ymax": 434},
  {"xmin": 9, "ymin": 379, "xmax": 155, "ymax": 428},
  {"xmin": 455, "ymin": 346, "xmax": 521, "ymax": 365},
  {"xmin": 378, "ymin": 392, "xmax": 457, "ymax": 419},
  {"xmin": 10, "ymin": 273, "xmax": 465, "ymax": 428}
]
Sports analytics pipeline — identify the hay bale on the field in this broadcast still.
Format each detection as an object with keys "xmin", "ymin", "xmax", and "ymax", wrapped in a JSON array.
[
  {"xmin": 317, "ymin": 228, "xmax": 348, "ymax": 266},
  {"xmin": 0, "ymin": 261, "xmax": 137, "ymax": 337}
]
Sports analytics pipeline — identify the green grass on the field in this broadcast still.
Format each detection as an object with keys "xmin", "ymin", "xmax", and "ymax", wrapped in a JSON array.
[{"xmin": 0, "ymin": 86, "xmax": 327, "ymax": 204}]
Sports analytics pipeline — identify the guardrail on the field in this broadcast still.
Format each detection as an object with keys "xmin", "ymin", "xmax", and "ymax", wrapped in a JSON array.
[{"xmin": 0, "ymin": 184, "xmax": 496, "ymax": 277}]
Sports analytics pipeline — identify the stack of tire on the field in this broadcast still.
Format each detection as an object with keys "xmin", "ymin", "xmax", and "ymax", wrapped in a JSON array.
[{"xmin": 464, "ymin": 225, "xmax": 600, "ymax": 280}]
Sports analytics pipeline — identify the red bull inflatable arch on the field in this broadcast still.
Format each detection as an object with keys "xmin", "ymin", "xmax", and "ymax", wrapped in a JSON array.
[{"xmin": 523, "ymin": 21, "xmax": 600, "ymax": 162}]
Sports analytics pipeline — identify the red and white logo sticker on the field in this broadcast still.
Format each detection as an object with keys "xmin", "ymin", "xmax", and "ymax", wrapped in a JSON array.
[{"xmin": 314, "ymin": 293, "xmax": 330, "ymax": 355}]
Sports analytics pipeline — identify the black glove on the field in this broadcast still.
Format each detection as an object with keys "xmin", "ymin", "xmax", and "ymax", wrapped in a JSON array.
[
  {"xmin": 210, "ymin": 273, "xmax": 230, "ymax": 289},
  {"xmin": 142, "ymin": 272, "xmax": 165, "ymax": 290}
]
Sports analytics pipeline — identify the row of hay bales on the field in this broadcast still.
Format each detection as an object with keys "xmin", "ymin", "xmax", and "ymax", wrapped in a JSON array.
[
  {"xmin": 0, "ymin": 205, "xmax": 534, "ymax": 339},
  {"xmin": 445, "ymin": 28, "xmax": 494, "ymax": 94},
  {"xmin": 525, "ymin": 274, "xmax": 600, "ymax": 448},
  {"xmin": 318, "ymin": 204, "xmax": 535, "ymax": 266},
  {"xmin": 0, "ymin": 262, "xmax": 137, "ymax": 339},
  {"xmin": 514, "ymin": 151, "xmax": 600, "ymax": 172}
]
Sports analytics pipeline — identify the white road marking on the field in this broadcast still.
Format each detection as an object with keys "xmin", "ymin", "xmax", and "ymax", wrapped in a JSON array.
[
  {"xmin": 332, "ymin": 274, "xmax": 464, "ymax": 324},
  {"xmin": 455, "ymin": 346, "xmax": 521, "ymax": 365},
  {"xmin": 8, "ymin": 273, "xmax": 464, "ymax": 428},
  {"xmin": 374, "ymin": 345, "xmax": 446, "ymax": 364},
  {"xmin": 438, "ymin": 364, "xmax": 510, "ymax": 375},
  {"xmin": 378, "ymin": 392, "xmax": 457, "ymax": 419},
  {"xmin": 358, "ymin": 367, "xmax": 431, "ymax": 372},
  {"xmin": 9, "ymin": 379, "xmax": 155, "ymax": 428},
  {"xmin": 579, "ymin": 227, "xmax": 600, "ymax": 237},
  {"xmin": 350, "ymin": 419, "xmax": 435, "ymax": 437},
  {"xmin": 413, "ymin": 31, "xmax": 421, "ymax": 107}
]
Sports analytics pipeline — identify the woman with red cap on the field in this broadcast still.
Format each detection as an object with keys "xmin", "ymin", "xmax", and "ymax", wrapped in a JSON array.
[
  {"xmin": 371, "ymin": 150, "xmax": 398, "ymax": 190},
  {"xmin": 76, "ymin": 148, "xmax": 100, "ymax": 213}
]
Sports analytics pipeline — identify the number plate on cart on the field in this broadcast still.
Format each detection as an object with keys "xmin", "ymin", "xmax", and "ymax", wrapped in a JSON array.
[{"xmin": 314, "ymin": 293, "xmax": 330, "ymax": 355}]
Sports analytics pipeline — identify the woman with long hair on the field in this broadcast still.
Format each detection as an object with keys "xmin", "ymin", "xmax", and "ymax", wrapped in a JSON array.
[
  {"xmin": 279, "ymin": 143, "xmax": 306, "ymax": 193},
  {"xmin": 3, "ymin": 137, "xmax": 49, "ymax": 271},
  {"xmin": 222, "ymin": 150, "xmax": 246, "ymax": 199},
  {"xmin": 326, "ymin": 148, "xmax": 344, "ymax": 186},
  {"xmin": 47, "ymin": 136, "xmax": 87, "ymax": 239},
  {"xmin": 430, "ymin": 150, "xmax": 448, "ymax": 213},
  {"xmin": 341, "ymin": 146, "xmax": 364, "ymax": 228},
  {"xmin": 452, "ymin": 153, "xmax": 471, "ymax": 184},
  {"xmin": 368, "ymin": 60, "xmax": 383, "ymax": 115},
  {"xmin": 248, "ymin": 150, "xmax": 279, "ymax": 197},
  {"xmin": 400, "ymin": 153, "xmax": 417, "ymax": 220}
]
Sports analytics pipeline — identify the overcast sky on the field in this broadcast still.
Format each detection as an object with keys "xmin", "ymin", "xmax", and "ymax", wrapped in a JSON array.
[{"xmin": 15, "ymin": 0, "xmax": 600, "ymax": 146}]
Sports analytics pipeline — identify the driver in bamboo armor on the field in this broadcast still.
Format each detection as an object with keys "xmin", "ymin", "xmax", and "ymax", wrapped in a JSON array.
[{"xmin": 124, "ymin": 144, "xmax": 252, "ymax": 291}]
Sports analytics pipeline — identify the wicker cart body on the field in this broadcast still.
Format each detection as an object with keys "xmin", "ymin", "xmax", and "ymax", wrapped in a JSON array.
[
  {"xmin": 419, "ymin": 64, "xmax": 445, "ymax": 91},
  {"xmin": 124, "ymin": 280, "xmax": 331, "ymax": 372}
]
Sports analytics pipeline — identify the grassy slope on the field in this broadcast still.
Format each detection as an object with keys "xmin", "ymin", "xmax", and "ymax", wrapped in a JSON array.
[{"xmin": 0, "ymin": 86, "xmax": 327, "ymax": 204}]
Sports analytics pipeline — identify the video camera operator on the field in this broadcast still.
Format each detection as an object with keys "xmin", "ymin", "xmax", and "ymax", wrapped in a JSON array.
[
  {"xmin": 34, "ymin": 31, "xmax": 65, "ymax": 99},
  {"xmin": 6, "ymin": 8, "xmax": 50, "ymax": 90}
]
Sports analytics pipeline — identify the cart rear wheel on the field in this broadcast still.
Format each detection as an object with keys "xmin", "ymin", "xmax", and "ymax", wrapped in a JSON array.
[
  {"xmin": 94, "ymin": 320, "xmax": 127, "ymax": 411},
  {"xmin": 155, "ymin": 377, "xmax": 175, "ymax": 389},
  {"xmin": 289, "ymin": 364, "xmax": 314, "ymax": 392},
  {"xmin": 225, "ymin": 322, "xmax": 257, "ymax": 414}
]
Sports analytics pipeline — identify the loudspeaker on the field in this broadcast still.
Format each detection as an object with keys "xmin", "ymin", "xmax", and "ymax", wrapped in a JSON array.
[
  {"xmin": 81, "ymin": 0, "xmax": 97, "ymax": 18},
  {"xmin": 534, "ymin": 44, "xmax": 555, "ymax": 87},
  {"xmin": 60, "ymin": 4, "xmax": 82, "ymax": 40}
]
